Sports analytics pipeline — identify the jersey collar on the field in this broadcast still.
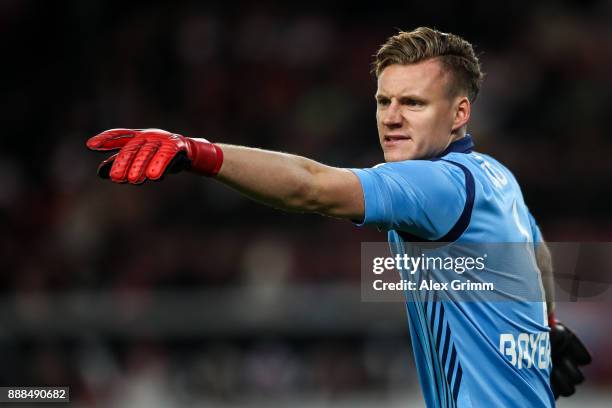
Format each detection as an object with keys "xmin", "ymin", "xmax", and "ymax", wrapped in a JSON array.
[{"xmin": 437, "ymin": 134, "xmax": 474, "ymax": 157}]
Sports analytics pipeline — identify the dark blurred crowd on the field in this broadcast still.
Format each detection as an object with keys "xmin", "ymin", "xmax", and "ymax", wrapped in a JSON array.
[{"xmin": 2, "ymin": 0, "xmax": 612, "ymax": 405}]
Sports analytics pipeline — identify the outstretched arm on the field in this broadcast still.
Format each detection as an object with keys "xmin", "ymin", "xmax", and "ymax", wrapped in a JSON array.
[
  {"xmin": 216, "ymin": 144, "xmax": 364, "ymax": 219},
  {"xmin": 86, "ymin": 128, "xmax": 364, "ymax": 220}
]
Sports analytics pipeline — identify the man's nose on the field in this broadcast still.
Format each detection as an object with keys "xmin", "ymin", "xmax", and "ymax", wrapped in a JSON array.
[{"xmin": 382, "ymin": 102, "xmax": 402, "ymax": 127}]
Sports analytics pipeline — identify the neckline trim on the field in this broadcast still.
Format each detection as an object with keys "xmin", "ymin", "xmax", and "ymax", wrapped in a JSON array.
[{"xmin": 437, "ymin": 134, "xmax": 474, "ymax": 157}]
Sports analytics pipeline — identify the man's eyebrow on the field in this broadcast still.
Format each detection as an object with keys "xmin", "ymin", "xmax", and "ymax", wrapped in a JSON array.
[
  {"xmin": 375, "ymin": 93, "xmax": 426, "ymax": 101},
  {"xmin": 399, "ymin": 94, "xmax": 426, "ymax": 101}
]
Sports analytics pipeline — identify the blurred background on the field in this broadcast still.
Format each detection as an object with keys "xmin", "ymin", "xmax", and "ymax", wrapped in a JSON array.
[{"xmin": 2, "ymin": 0, "xmax": 612, "ymax": 406}]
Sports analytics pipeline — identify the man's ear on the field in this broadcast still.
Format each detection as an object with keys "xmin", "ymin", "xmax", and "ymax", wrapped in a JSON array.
[{"xmin": 452, "ymin": 96, "xmax": 471, "ymax": 132}]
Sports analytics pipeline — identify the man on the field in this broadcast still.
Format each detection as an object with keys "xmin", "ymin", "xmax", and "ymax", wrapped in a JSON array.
[{"xmin": 87, "ymin": 27, "xmax": 590, "ymax": 407}]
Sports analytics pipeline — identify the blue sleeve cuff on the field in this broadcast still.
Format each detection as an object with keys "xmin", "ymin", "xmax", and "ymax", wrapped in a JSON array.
[
  {"xmin": 528, "ymin": 211, "xmax": 543, "ymax": 245},
  {"xmin": 349, "ymin": 168, "xmax": 387, "ymax": 228}
]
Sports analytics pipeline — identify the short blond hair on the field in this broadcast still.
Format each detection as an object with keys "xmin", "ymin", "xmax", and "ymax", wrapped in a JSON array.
[{"xmin": 374, "ymin": 27, "xmax": 484, "ymax": 102}]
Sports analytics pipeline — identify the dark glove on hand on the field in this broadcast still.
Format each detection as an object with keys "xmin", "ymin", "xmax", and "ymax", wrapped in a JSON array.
[{"xmin": 549, "ymin": 316, "xmax": 592, "ymax": 399}]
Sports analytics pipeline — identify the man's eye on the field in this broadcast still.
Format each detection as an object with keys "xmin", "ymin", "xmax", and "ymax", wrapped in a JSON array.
[
  {"xmin": 377, "ymin": 99, "xmax": 390, "ymax": 106},
  {"xmin": 403, "ymin": 99, "xmax": 422, "ymax": 106}
]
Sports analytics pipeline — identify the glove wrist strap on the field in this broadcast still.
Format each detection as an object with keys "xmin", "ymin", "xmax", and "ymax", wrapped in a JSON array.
[
  {"xmin": 185, "ymin": 138, "xmax": 224, "ymax": 176},
  {"xmin": 548, "ymin": 312, "xmax": 557, "ymax": 330}
]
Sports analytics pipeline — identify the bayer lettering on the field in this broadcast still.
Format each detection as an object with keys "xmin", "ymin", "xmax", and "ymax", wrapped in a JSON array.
[{"xmin": 499, "ymin": 332, "xmax": 550, "ymax": 369}]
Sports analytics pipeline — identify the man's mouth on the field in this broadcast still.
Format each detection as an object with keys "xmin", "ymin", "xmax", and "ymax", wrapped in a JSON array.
[{"xmin": 383, "ymin": 135, "xmax": 411, "ymax": 146}]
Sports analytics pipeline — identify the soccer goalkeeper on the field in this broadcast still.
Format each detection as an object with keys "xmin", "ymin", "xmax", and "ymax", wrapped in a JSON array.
[{"xmin": 86, "ymin": 27, "xmax": 590, "ymax": 407}]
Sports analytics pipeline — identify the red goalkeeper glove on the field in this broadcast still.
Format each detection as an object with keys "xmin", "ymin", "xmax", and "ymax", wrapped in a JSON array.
[
  {"xmin": 86, "ymin": 128, "xmax": 223, "ymax": 183},
  {"xmin": 548, "ymin": 313, "xmax": 592, "ymax": 399}
]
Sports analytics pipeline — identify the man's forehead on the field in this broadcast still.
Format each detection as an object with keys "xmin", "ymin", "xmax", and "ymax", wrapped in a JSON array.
[{"xmin": 376, "ymin": 59, "xmax": 449, "ymax": 96}]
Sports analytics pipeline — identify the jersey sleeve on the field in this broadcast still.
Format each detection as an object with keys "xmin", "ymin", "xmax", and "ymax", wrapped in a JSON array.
[
  {"xmin": 350, "ymin": 160, "xmax": 467, "ymax": 240},
  {"xmin": 527, "ymin": 210, "xmax": 543, "ymax": 244}
]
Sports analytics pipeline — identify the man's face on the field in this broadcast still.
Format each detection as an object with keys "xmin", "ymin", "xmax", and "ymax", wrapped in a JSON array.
[{"xmin": 376, "ymin": 59, "xmax": 459, "ymax": 162}]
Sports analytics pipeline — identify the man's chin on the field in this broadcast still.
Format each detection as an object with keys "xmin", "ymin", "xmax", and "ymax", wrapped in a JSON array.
[{"xmin": 383, "ymin": 150, "xmax": 418, "ymax": 162}]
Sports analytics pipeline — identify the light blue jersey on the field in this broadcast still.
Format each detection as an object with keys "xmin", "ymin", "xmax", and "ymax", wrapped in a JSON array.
[{"xmin": 351, "ymin": 135, "xmax": 554, "ymax": 408}]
